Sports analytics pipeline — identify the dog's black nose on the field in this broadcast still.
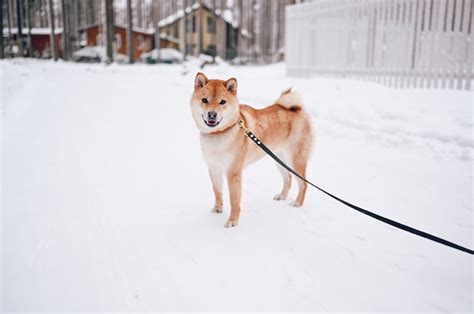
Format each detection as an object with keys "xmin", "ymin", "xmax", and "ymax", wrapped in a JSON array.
[{"xmin": 207, "ymin": 111, "xmax": 217, "ymax": 120}]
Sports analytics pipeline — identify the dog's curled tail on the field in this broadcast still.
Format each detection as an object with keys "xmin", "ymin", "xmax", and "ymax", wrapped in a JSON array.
[{"xmin": 274, "ymin": 87, "xmax": 303, "ymax": 112}]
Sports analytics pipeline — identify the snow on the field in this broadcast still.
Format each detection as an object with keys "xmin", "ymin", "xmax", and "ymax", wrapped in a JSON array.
[
  {"xmin": 3, "ymin": 27, "xmax": 63, "ymax": 35},
  {"xmin": 72, "ymin": 46, "xmax": 128, "ymax": 64},
  {"xmin": 1, "ymin": 59, "xmax": 472, "ymax": 312},
  {"xmin": 140, "ymin": 48, "xmax": 183, "ymax": 63},
  {"xmin": 72, "ymin": 46, "xmax": 104, "ymax": 59},
  {"xmin": 221, "ymin": 9, "xmax": 238, "ymax": 27}
]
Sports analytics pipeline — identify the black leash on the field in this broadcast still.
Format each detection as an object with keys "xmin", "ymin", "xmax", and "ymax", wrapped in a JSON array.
[{"xmin": 238, "ymin": 118, "xmax": 474, "ymax": 255}]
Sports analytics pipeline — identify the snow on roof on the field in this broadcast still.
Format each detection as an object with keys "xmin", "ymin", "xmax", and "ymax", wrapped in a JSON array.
[
  {"xmin": 221, "ymin": 9, "xmax": 237, "ymax": 27},
  {"xmin": 159, "ymin": 32, "xmax": 179, "ymax": 44},
  {"xmin": 131, "ymin": 26, "xmax": 155, "ymax": 35},
  {"xmin": 185, "ymin": 2, "xmax": 200, "ymax": 14},
  {"xmin": 3, "ymin": 27, "xmax": 63, "ymax": 35},
  {"xmin": 114, "ymin": 24, "xmax": 155, "ymax": 35},
  {"xmin": 158, "ymin": 7, "xmax": 188, "ymax": 28},
  {"xmin": 158, "ymin": 2, "xmax": 238, "ymax": 29}
]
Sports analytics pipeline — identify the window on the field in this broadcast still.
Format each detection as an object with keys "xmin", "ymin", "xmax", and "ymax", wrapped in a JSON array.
[
  {"xmin": 114, "ymin": 33, "xmax": 122, "ymax": 49},
  {"xmin": 80, "ymin": 31, "xmax": 87, "ymax": 47},
  {"xmin": 186, "ymin": 44, "xmax": 193, "ymax": 55},
  {"xmin": 207, "ymin": 16, "xmax": 215, "ymax": 33},
  {"xmin": 186, "ymin": 15, "xmax": 196, "ymax": 32}
]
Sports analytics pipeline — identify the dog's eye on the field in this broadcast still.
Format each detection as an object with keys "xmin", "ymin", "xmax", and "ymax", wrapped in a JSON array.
[
  {"xmin": 201, "ymin": 98, "xmax": 208, "ymax": 104},
  {"xmin": 219, "ymin": 100, "xmax": 226, "ymax": 105}
]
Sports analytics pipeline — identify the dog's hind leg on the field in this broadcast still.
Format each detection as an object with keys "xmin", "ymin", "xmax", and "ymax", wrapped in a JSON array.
[
  {"xmin": 274, "ymin": 154, "xmax": 292, "ymax": 201},
  {"xmin": 209, "ymin": 170, "xmax": 223, "ymax": 213}
]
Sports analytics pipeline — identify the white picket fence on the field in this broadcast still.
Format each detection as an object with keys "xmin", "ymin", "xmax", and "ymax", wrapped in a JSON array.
[{"xmin": 285, "ymin": 0, "xmax": 473, "ymax": 90}]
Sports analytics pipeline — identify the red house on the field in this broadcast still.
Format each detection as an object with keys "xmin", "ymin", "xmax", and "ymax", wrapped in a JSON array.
[
  {"xmin": 2, "ymin": 28, "xmax": 63, "ymax": 58},
  {"xmin": 78, "ymin": 24, "xmax": 153, "ymax": 60}
]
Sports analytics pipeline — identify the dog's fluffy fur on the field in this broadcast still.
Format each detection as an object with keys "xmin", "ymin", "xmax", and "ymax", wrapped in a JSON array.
[{"xmin": 190, "ymin": 72, "xmax": 313, "ymax": 227}]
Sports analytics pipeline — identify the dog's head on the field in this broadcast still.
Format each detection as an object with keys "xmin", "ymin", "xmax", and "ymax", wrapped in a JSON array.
[{"xmin": 190, "ymin": 72, "xmax": 239, "ymax": 133}]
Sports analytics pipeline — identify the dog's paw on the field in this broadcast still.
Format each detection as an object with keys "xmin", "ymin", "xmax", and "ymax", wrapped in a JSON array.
[
  {"xmin": 211, "ymin": 205, "xmax": 223, "ymax": 213},
  {"xmin": 273, "ymin": 193, "xmax": 287, "ymax": 201},
  {"xmin": 224, "ymin": 219, "xmax": 238, "ymax": 228},
  {"xmin": 289, "ymin": 200, "xmax": 303, "ymax": 207}
]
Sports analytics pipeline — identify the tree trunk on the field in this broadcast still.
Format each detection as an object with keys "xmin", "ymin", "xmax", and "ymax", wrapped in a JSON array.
[
  {"xmin": 87, "ymin": 0, "xmax": 94, "ymax": 24},
  {"xmin": 61, "ymin": 0, "xmax": 70, "ymax": 60},
  {"xmin": 276, "ymin": 0, "xmax": 283, "ymax": 61},
  {"xmin": 198, "ymin": 0, "xmax": 203, "ymax": 54},
  {"xmin": 237, "ymin": 0, "xmax": 243, "ymax": 62},
  {"xmin": 266, "ymin": 0, "xmax": 273, "ymax": 62},
  {"xmin": 6, "ymin": 0, "xmax": 12, "ymax": 57},
  {"xmin": 172, "ymin": 0, "xmax": 177, "ymax": 37},
  {"xmin": 8, "ymin": 0, "xmax": 14, "ymax": 36},
  {"xmin": 42, "ymin": 0, "xmax": 48, "ymax": 27},
  {"xmin": 153, "ymin": 0, "xmax": 160, "ymax": 62},
  {"xmin": 104, "ymin": 0, "xmax": 114, "ymax": 63},
  {"xmin": 16, "ymin": 0, "xmax": 24, "ymax": 56},
  {"xmin": 126, "ymin": 0, "xmax": 133, "ymax": 63},
  {"xmin": 26, "ymin": 0, "xmax": 32, "ymax": 57},
  {"xmin": 1, "ymin": 0, "xmax": 4, "ymax": 59},
  {"xmin": 182, "ymin": 0, "xmax": 187, "ymax": 59},
  {"xmin": 48, "ymin": 0, "xmax": 57, "ymax": 60},
  {"xmin": 137, "ymin": 0, "xmax": 142, "ymax": 28},
  {"xmin": 249, "ymin": 0, "xmax": 255, "ymax": 62},
  {"xmin": 261, "ymin": 0, "xmax": 267, "ymax": 62},
  {"xmin": 212, "ymin": 0, "xmax": 216, "ymax": 61},
  {"xmin": 66, "ymin": 0, "xmax": 75, "ymax": 57},
  {"xmin": 75, "ymin": 0, "xmax": 81, "ymax": 32},
  {"xmin": 97, "ymin": 0, "xmax": 102, "ymax": 46},
  {"xmin": 179, "ymin": 0, "xmax": 186, "ymax": 58}
]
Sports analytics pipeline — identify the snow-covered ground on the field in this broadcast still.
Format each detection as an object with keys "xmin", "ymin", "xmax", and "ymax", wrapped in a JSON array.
[{"xmin": 1, "ymin": 59, "xmax": 472, "ymax": 312}]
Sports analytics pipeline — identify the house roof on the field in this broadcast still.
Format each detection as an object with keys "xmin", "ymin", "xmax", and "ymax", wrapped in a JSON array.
[
  {"xmin": 3, "ymin": 27, "xmax": 63, "ymax": 36},
  {"xmin": 78, "ymin": 23, "xmax": 154, "ymax": 35},
  {"xmin": 158, "ymin": 2, "xmax": 238, "ymax": 29}
]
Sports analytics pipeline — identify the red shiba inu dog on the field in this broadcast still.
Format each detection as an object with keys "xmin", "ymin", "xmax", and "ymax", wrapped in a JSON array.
[{"xmin": 190, "ymin": 72, "xmax": 313, "ymax": 227}]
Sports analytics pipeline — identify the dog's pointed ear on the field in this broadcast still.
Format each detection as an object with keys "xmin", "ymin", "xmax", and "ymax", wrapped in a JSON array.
[
  {"xmin": 225, "ymin": 78, "xmax": 237, "ymax": 94},
  {"xmin": 195, "ymin": 72, "xmax": 208, "ymax": 89}
]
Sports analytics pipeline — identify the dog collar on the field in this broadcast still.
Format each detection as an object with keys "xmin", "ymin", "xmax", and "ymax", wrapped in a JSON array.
[{"xmin": 208, "ymin": 120, "xmax": 239, "ymax": 135}]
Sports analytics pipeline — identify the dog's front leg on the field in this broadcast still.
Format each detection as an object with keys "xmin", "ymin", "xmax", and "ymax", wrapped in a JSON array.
[
  {"xmin": 225, "ymin": 168, "xmax": 242, "ymax": 227},
  {"xmin": 209, "ymin": 169, "xmax": 223, "ymax": 213}
]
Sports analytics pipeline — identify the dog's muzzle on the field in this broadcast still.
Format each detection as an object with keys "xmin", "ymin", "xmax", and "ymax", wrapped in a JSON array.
[{"xmin": 202, "ymin": 112, "xmax": 222, "ymax": 127}]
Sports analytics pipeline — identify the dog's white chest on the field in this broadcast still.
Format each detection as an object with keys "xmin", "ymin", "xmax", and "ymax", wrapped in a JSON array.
[{"xmin": 200, "ymin": 131, "xmax": 237, "ymax": 172}]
